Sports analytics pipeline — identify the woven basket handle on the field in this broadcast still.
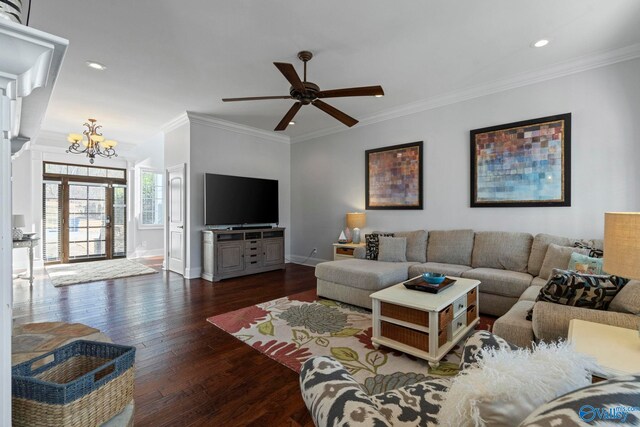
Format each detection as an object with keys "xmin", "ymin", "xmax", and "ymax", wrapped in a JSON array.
[
  {"xmin": 23, "ymin": 352, "xmax": 59, "ymax": 375},
  {"xmin": 86, "ymin": 359, "xmax": 120, "ymax": 388}
]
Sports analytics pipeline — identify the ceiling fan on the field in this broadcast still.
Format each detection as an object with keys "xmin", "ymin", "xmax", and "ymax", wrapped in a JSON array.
[{"xmin": 222, "ymin": 51, "xmax": 384, "ymax": 131}]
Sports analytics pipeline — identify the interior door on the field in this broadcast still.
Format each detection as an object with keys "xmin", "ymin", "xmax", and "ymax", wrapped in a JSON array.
[{"xmin": 167, "ymin": 164, "xmax": 185, "ymax": 275}]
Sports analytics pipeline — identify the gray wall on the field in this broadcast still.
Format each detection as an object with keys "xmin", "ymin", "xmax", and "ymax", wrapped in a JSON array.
[{"xmin": 290, "ymin": 59, "xmax": 640, "ymax": 263}]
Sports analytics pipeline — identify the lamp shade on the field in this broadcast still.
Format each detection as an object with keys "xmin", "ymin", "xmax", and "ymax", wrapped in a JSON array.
[
  {"xmin": 604, "ymin": 212, "xmax": 640, "ymax": 280},
  {"xmin": 12, "ymin": 214, "xmax": 25, "ymax": 228},
  {"xmin": 346, "ymin": 212, "xmax": 366, "ymax": 229}
]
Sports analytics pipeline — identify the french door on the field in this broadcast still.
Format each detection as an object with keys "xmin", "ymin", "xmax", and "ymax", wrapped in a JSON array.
[
  {"xmin": 43, "ymin": 162, "xmax": 127, "ymax": 264},
  {"xmin": 65, "ymin": 182, "xmax": 126, "ymax": 262}
]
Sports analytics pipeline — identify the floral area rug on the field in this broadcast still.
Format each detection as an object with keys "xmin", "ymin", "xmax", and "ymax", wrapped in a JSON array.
[{"xmin": 208, "ymin": 290, "xmax": 495, "ymax": 394}]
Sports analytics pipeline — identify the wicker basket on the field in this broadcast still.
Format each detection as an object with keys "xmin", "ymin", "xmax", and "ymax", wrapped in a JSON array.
[{"xmin": 12, "ymin": 340, "xmax": 135, "ymax": 427}]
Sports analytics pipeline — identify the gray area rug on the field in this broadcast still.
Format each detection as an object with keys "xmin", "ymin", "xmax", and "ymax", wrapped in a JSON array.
[{"xmin": 46, "ymin": 259, "xmax": 157, "ymax": 287}]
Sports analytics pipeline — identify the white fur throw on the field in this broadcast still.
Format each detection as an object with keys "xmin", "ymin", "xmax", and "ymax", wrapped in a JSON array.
[{"xmin": 438, "ymin": 340, "xmax": 598, "ymax": 427}]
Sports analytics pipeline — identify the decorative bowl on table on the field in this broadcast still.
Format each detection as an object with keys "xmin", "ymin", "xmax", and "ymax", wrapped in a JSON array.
[{"xmin": 422, "ymin": 272, "xmax": 446, "ymax": 285}]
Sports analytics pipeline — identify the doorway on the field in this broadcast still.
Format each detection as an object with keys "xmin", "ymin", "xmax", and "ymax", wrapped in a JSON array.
[
  {"xmin": 166, "ymin": 164, "xmax": 185, "ymax": 275},
  {"xmin": 43, "ymin": 162, "xmax": 127, "ymax": 264}
]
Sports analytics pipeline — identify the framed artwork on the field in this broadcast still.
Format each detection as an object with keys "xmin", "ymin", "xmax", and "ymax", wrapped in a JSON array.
[
  {"xmin": 470, "ymin": 113, "xmax": 571, "ymax": 207},
  {"xmin": 365, "ymin": 141, "xmax": 423, "ymax": 210}
]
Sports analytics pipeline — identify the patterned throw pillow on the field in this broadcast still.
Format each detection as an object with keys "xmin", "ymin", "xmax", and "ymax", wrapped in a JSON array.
[
  {"xmin": 526, "ymin": 269, "xmax": 629, "ymax": 320},
  {"xmin": 573, "ymin": 240, "xmax": 604, "ymax": 258},
  {"xmin": 365, "ymin": 233, "xmax": 394, "ymax": 260},
  {"xmin": 519, "ymin": 373, "xmax": 640, "ymax": 427}
]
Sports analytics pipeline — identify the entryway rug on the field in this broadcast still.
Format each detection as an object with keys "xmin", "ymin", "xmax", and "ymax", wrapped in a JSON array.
[
  {"xmin": 207, "ymin": 290, "xmax": 495, "ymax": 394},
  {"xmin": 46, "ymin": 259, "xmax": 157, "ymax": 287}
]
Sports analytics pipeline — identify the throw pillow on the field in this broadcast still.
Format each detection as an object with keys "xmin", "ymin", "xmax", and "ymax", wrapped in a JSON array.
[
  {"xmin": 365, "ymin": 233, "xmax": 394, "ymax": 260},
  {"xmin": 520, "ymin": 373, "xmax": 640, "ymax": 427},
  {"xmin": 377, "ymin": 236, "xmax": 407, "ymax": 262},
  {"xmin": 539, "ymin": 244, "xmax": 590, "ymax": 280},
  {"xmin": 526, "ymin": 269, "xmax": 629, "ymax": 320},
  {"xmin": 438, "ymin": 341, "xmax": 598, "ymax": 427},
  {"xmin": 568, "ymin": 252, "xmax": 605, "ymax": 275},
  {"xmin": 574, "ymin": 240, "xmax": 604, "ymax": 258}
]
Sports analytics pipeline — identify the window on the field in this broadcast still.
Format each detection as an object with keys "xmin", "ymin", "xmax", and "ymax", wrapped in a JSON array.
[{"xmin": 140, "ymin": 170, "xmax": 163, "ymax": 227}]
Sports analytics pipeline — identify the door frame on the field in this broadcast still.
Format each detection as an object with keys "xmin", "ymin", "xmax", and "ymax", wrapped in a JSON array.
[
  {"xmin": 43, "ymin": 163, "xmax": 127, "ymax": 264},
  {"xmin": 165, "ymin": 163, "xmax": 186, "ymax": 276}
]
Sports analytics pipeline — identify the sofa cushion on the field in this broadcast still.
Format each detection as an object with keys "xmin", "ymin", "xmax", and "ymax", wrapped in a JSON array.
[
  {"xmin": 531, "ymin": 276, "xmax": 547, "ymax": 288},
  {"xmin": 378, "ymin": 236, "xmax": 407, "ymax": 262},
  {"xmin": 519, "ymin": 285, "xmax": 542, "ymax": 302},
  {"xmin": 519, "ymin": 374, "xmax": 640, "ymax": 427},
  {"xmin": 538, "ymin": 243, "xmax": 590, "ymax": 280},
  {"xmin": 461, "ymin": 268, "xmax": 533, "ymax": 298},
  {"xmin": 492, "ymin": 301, "xmax": 536, "ymax": 348},
  {"xmin": 527, "ymin": 233, "xmax": 574, "ymax": 277},
  {"xmin": 392, "ymin": 230, "xmax": 428, "ymax": 263},
  {"xmin": 427, "ymin": 229, "xmax": 475, "ymax": 266},
  {"xmin": 408, "ymin": 262, "xmax": 473, "ymax": 278},
  {"xmin": 315, "ymin": 259, "xmax": 416, "ymax": 291},
  {"xmin": 471, "ymin": 231, "xmax": 533, "ymax": 272},
  {"xmin": 608, "ymin": 279, "xmax": 640, "ymax": 315}
]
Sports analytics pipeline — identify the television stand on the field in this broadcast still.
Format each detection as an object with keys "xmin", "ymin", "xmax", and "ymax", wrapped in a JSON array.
[
  {"xmin": 230, "ymin": 225, "xmax": 273, "ymax": 230},
  {"xmin": 201, "ymin": 227, "xmax": 285, "ymax": 282}
]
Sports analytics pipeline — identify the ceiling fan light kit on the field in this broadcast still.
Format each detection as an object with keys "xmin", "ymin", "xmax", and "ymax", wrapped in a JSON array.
[{"xmin": 222, "ymin": 50, "xmax": 384, "ymax": 131}]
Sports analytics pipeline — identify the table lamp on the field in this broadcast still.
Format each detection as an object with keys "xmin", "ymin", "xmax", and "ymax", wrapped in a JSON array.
[
  {"xmin": 604, "ymin": 212, "xmax": 640, "ymax": 338},
  {"xmin": 346, "ymin": 212, "xmax": 366, "ymax": 244},
  {"xmin": 12, "ymin": 214, "xmax": 25, "ymax": 240}
]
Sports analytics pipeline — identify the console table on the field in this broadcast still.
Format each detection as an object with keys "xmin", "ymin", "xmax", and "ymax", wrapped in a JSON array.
[
  {"xmin": 202, "ymin": 228, "xmax": 285, "ymax": 282},
  {"xmin": 12, "ymin": 238, "xmax": 39, "ymax": 286}
]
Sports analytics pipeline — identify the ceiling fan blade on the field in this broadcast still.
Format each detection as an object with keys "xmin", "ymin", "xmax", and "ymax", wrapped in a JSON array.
[
  {"xmin": 317, "ymin": 85, "xmax": 384, "ymax": 99},
  {"xmin": 222, "ymin": 95, "xmax": 293, "ymax": 102},
  {"xmin": 274, "ymin": 62, "xmax": 305, "ymax": 92},
  {"xmin": 274, "ymin": 103, "xmax": 302, "ymax": 131},
  {"xmin": 312, "ymin": 100, "xmax": 358, "ymax": 127}
]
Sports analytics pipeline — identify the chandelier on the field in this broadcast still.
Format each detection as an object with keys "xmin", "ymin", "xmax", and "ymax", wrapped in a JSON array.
[{"xmin": 66, "ymin": 118, "xmax": 118, "ymax": 164}]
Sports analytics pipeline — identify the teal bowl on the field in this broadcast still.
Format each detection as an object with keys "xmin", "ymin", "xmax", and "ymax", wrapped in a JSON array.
[{"xmin": 422, "ymin": 272, "xmax": 445, "ymax": 284}]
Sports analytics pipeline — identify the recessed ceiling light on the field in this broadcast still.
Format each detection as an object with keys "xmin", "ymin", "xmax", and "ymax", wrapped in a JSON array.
[
  {"xmin": 85, "ymin": 61, "xmax": 107, "ymax": 71},
  {"xmin": 532, "ymin": 39, "xmax": 549, "ymax": 48},
  {"xmin": 374, "ymin": 94, "xmax": 383, "ymax": 98},
  {"xmin": 289, "ymin": 121, "xmax": 295, "ymax": 126}
]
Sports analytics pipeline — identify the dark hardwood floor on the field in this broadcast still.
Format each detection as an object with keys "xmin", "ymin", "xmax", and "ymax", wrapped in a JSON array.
[{"xmin": 12, "ymin": 260, "xmax": 316, "ymax": 426}]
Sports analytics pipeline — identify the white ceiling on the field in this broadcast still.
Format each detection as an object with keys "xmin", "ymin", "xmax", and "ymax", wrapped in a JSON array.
[{"xmin": 30, "ymin": 0, "xmax": 640, "ymax": 144}]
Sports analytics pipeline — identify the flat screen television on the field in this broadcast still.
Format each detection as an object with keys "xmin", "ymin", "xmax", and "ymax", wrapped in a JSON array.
[{"xmin": 204, "ymin": 173, "xmax": 279, "ymax": 226}]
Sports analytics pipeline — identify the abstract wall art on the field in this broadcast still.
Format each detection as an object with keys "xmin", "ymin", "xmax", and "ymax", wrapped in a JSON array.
[
  {"xmin": 470, "ymin": 114, "xmax": 571, "ymax": 207},
  {"xmin": 366, "ymin": 141, "xmax": 423, "ymax": 209}
]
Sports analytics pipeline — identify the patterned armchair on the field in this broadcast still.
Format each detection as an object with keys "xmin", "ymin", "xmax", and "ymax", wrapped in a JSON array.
[{"xmin": 299, "ymin": 331, "xmax": 514, "ymax": 427}]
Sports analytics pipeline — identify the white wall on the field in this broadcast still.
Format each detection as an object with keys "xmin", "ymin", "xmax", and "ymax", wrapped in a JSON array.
[
  {"xmin": 187, "ymin": 119, "xmax": 291, "ymax": 277},
  {"xmin": 290, "ymin": 58, "xmax": 640, "ymax": 262}
]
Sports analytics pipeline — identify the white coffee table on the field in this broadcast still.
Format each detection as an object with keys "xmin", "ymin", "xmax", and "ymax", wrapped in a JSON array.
[
  {"xmin": 569, "ymin": 319, "xmax": 640, "ymax": 379},
  {"xmin": 370, "ymin": 276, "xmax": 481, "ymax": 368}
]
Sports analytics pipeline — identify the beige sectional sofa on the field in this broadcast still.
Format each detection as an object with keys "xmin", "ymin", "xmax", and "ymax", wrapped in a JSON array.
[
  {"xmin": 315, "ymin": 229, "xmax": 599, "ymax": 316},
  {"xmin": 316, "ymin": 229, "xmax": 640, "ymax": 348}
]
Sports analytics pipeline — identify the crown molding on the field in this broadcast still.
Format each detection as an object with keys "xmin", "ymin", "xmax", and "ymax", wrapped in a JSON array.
[
  {"xmin": 160, "ymin": 112, "xmax": 190, "ymax": 133},
  {"xmin": 291, "ymin": 42, "xmax": 640, "ymax": 143},
  {"xmin": 186, "ymin": 112, "xmax": 290, "ymax": 144}
]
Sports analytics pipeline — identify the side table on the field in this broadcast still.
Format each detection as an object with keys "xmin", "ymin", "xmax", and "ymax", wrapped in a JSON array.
[
  {"xmin": 12, "ymin": 238, "xmax": 39, "ymax": 286},
  {"xmin": 333, "ymin": 242, "xmax": 365, "ymax": 260},
  {"xmin": 568, "ymin": 319, "xmax": 640, "ymax": 380}
]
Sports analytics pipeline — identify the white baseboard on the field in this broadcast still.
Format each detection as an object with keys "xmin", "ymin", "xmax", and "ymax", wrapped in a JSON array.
[
  {"xmin": 128, "ymin": 248, "xmax": 164, "ymax": 259},
  {"xmin": 184, "ymin": 266, "xmax": 202, "ymax": 279},
  {"xmin": 287, "ymin": 255, "xmax": 329, "ymax": 267}
]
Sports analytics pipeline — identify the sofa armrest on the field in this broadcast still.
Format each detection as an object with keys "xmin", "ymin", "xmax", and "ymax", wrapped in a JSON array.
[
  {"xmin": 532, "ymin": 302, "xmax": 640, "ymax": 343},
  {"xmin": 300, "ymin": 356, "xmax": 391, "ymax": 427},
  {"xmin": 353, "ymin": 246, "xmax": 366, "ymax": 259}
]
